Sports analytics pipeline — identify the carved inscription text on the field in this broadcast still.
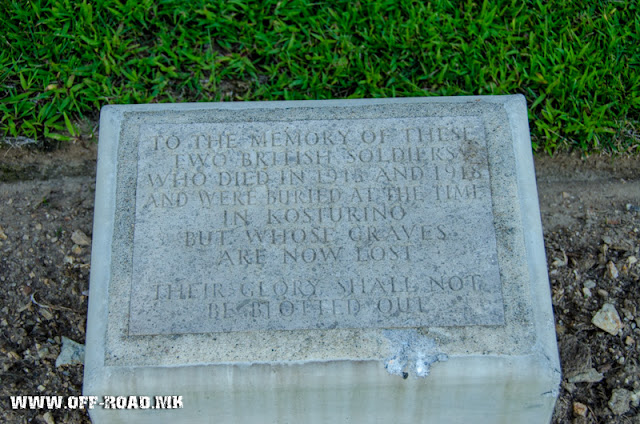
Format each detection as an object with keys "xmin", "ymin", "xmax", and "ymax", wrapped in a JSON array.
[{"xmin": 129, "ymin": 116, "xmax": 504, "ymax": 334}]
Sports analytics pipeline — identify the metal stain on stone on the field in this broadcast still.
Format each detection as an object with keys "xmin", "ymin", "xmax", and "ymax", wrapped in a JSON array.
[
  {"xmin": 128, "ymin": 116, "xmax": 505, "ymax": 335},
  {"xmin": 383, "ymin": 329, "xmax": 448, "ymax": 378}
]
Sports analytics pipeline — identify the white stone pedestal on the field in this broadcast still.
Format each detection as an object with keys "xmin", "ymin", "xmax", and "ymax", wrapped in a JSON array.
[{"xmin": 84, "ymin": 96, "xmax": 560, "ymax": 423}]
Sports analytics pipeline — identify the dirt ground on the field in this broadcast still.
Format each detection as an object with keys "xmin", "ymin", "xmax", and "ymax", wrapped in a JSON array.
[{"xmin": 0, "ymin": 141, "xmax": 639, "ymax": 423}]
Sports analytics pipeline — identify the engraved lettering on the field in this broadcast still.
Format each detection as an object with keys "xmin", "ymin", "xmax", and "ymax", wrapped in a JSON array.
[{"xmin": 130, "ymin": 116, "xmax": 504, "ymax": 334}]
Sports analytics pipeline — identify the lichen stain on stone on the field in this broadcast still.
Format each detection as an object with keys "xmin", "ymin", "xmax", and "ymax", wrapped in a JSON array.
[{"xmin": 383, "ymin": 329, "xmax": 448, "ymax": 378}]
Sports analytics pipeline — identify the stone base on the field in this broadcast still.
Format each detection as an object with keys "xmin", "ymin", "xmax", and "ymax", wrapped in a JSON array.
[{"xmin": 85, "ymin": 356, "xmax": 557, "ymax": 423}]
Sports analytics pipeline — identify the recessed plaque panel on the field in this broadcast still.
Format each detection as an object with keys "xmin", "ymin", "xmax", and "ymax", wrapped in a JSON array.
[{"xmin": 129, "ymin": 116, "xmax": 504, "ymax": 334}]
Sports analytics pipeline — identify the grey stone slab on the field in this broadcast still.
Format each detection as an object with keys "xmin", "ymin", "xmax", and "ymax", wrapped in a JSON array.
[
  {"xmin": 130, "ymin": 114, "xmax": 503, "ymax": 334},
  {"xmin": 84, "ymin": 96, "xmax": 560, "ymax": 423}
]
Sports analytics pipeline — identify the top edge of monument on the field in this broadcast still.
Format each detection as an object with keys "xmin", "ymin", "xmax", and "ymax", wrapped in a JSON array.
[{"xmin": 100, "ymin": 94, "xmax": 526, "ymax": 114}]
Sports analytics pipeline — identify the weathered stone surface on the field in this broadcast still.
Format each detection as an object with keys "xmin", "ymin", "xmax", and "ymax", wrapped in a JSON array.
[
  {"xmin": 84, "ymin": 96, "xmax": 560, "ymax": 423},
  {"xmin": 130, "ymin": 115, "xmax": 503, "ymax": 334}
]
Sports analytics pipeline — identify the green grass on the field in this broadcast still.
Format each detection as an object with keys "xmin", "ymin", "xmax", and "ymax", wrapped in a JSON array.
[{"xmin": 1, "ymin": 0, "xmax": 638, "ymax": 154}]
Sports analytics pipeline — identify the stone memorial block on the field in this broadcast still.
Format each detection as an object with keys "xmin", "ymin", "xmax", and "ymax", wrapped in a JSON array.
[{"xmin": 84, "ymin": 96, "xmax": 560, "ymax": 423}]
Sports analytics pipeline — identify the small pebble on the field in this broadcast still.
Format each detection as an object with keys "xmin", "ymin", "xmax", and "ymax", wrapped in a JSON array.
[
  {"xmin": 584, "ymin": 280, "xmax": 596, "ymax": 289},
  {"xmin": 606, "ymin": 261, "xmax": 619, "ymax": 279},
  {"xmin": 631, "ymin": 391, "xmax": 640, "ymax": 408},
  {"xmin": 573, "ymin": 401, "xmax": 588, "ymax": 417},
  {"xmin": 625, "ymin": 336, "xmax": 635, "ymax": 345},
  {"xmin": 39, "ymin": 308, "xmax": 54, "ymax": 321},
  {"xmin": 562, "ymin": 381, "xmax": 576, "ymax": 393},
  {"xmin": 37, "ymin": 347, "xmax": 50, "ymax": 359},
  {"xmin": 35, "ymin": 223, "xmax": 42, "ymax": 231},
  {"xmin": 620, "ymin": 308, "xmax": 634, "ymax": 321},
  {"xmin": 43, "ymin": 412, "xmax": 55, "ymax": 424},
  {"xmin": 71, "ymin": 229, "xmax": 91, "ymax": 246},
  {"xmin": 592, "ymin": 303, "xmax": 623, "ymax": 335},
  {"xmin": 56, "ymin": 337, "xmax": 85, "ymax": 367},
  {"xmin": 568, "ymin": 368, "xmax": 604, "ymax": 383},
  {"xmin": 609, "ymin": 388, "xmax": 631, "ymax": 415}
]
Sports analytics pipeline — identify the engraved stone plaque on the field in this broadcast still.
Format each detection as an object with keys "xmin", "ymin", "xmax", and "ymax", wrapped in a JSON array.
[
  {"xmin": 84, "ymin": 97, "xmax": 560, "ymax": 424},
  {"xmin": 129, "ymin": 116, "xmax": 503, "ymax": 334}
]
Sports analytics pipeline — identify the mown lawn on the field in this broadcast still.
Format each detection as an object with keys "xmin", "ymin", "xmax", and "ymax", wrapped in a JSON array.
[{"xmin": 1, "ymin": 0, "xmax": 638, "ymax": 153}]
